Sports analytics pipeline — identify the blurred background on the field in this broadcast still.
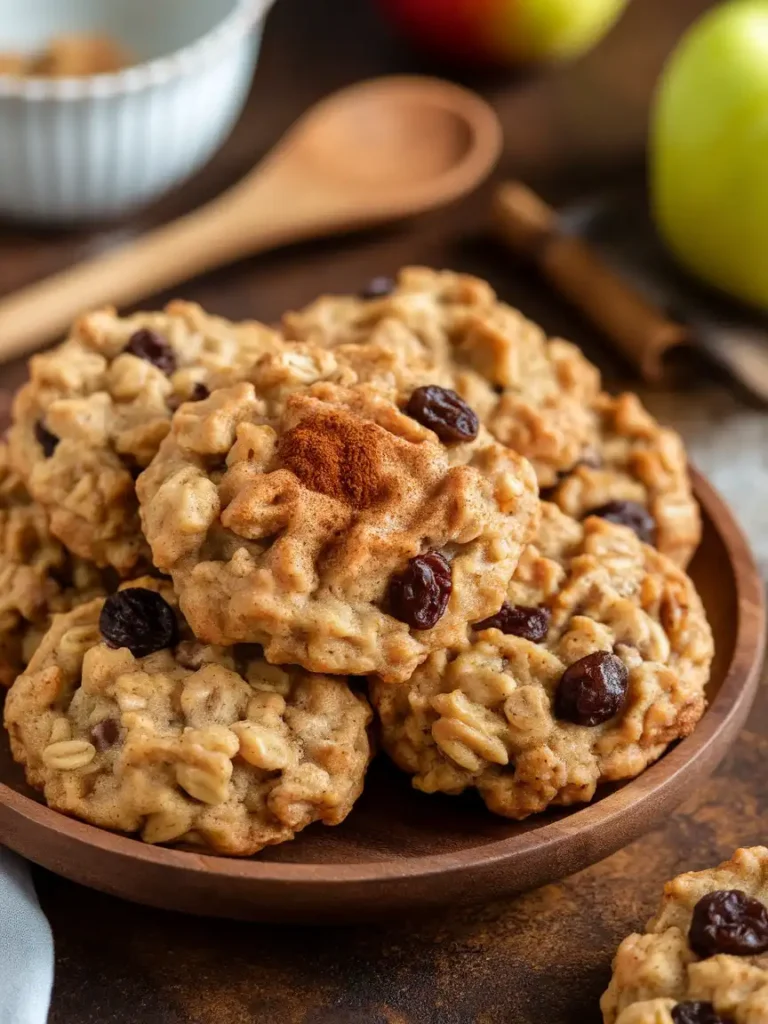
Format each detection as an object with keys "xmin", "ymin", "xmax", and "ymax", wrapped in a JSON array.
[{"xmin": 0, "ymin": 0, "xmax": 721, "ymax": 319}]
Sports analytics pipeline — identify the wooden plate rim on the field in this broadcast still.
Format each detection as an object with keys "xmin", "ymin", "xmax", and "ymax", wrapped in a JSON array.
[{"xmin": 0, "ymin": 467, "xmax": 763, "ymax": 886}]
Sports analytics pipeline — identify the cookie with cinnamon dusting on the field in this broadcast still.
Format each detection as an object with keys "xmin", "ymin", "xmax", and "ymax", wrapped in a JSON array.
[
  {"xmin": 137, "ymin": 380, "xmax": 539, "ymax": 683},
  {"xmin": 283, "ymin": 266, "xmax": 601, "ymax": 485},
  {"xmin": 284, "ymin": 267, "xmax": 701, "ymax": 567}
]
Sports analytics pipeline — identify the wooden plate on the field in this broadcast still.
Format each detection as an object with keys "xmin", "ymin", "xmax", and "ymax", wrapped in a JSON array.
[{"xmin": 0, "ymin": 469, "xmax": 763, "ymax": 923}]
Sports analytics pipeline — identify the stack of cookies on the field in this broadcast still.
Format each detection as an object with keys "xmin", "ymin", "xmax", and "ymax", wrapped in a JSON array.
[{"xmin": 0, "ymin": 268, "xmax": 714, "ymax": 856}]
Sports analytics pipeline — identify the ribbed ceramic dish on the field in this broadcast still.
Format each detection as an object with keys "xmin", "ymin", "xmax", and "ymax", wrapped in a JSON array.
[
  {"xmin": 0, "ymin": 0, "xmax": 274, "ymax": 222},
  {"xmin": 0, "ymin": 469, "xmax": 763, "ymax": 923}
]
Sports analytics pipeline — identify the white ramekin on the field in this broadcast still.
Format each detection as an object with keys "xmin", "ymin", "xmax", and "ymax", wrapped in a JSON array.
[{"xmin": 0, "ymin": 0, "xmax": 274, "ymax": 223}]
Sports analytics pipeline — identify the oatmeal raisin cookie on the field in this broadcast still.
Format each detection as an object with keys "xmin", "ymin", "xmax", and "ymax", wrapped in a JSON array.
[
  {"xmin": 371, "ymin": 502, "xmax": 713, "ymax": 818},
  {"xmin": 137, "ymin": 380, "xmax": 539, "ymax": 683},
  {"xmin": 284, "ymin": 266, "xmax": 600, "ymax": 484},
  {"xmin": 8, "ymin": 302, "xmax": 283, "ymax": 572},
  {"xmin": 4, "ymin": 578, "xmax": 372, "ymax": 856},
  {"xmin": 602, "ymin": 847, "xmax": 768, "ymax": 1024},
  {"xmin": 0, "ymin": 442, "xmax": 104, "ymax": 686},
  {"xmin": 546, "ymin": 391, "xmax": 701, "ymax": 569},
  {"xmin": 284, "ymin": 268, "xmax": 701, "ymax": 566}
]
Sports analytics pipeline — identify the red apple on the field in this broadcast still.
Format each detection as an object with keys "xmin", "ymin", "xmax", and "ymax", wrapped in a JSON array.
[{"xmin": 377, "ymin": 0, "xmax": 630, "ymax": 65}]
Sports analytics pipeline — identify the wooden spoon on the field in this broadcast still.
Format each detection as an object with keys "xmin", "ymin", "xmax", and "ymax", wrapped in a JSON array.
[{"xmin": 0, "ymin": 76, "xmax": 502, "ymax": 363}]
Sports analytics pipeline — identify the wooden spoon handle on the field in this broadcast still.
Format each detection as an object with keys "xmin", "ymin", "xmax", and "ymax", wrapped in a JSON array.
[
  {"xmin": 0, "ymin": 206, "xmax": 240, "ymax": 363},
  {"xmin": 493, "ymin": 181, "xmax": 689, "ymax": 383},
  {"xmin": 0, "ymin": 172, "xmax": 300, "ymax": 363}
]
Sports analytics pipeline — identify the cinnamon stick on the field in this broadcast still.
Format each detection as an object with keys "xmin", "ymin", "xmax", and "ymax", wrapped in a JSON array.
[{"xmin": 493, "ymin": 181, "xmax": 690, "ymax": 383}]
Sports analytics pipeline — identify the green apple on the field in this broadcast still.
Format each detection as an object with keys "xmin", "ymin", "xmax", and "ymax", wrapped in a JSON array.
[
  {"xmin": 652, "ymin": 0, "xmax": 768, "ymax": 308},
  {"xmin": 504, "ymin": 0, "xmax": 630, "ymax": 62}
]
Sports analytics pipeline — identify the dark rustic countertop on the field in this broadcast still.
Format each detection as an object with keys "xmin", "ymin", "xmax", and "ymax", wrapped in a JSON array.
[{"xmin": 2, "ymin": 1, "xmax": 765, "ymax": 1021}]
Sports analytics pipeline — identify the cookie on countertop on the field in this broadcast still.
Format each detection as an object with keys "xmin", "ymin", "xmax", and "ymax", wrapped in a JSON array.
[
  {"xmin": 0, "ymin": 442, "xmax": 104, "ymax": 687},
  {"xmin": 371, "ymin": 502, "xmax": 713, "ymax": 819},
  {"xmin": 4, "ymin": 578, "xmax": 372, "ymax": 856},
  {"xmin": 137, "ymin": 379, "xmax": 539, "ymax": 683},
  {"xmin": 8, "ymin": 302, "xmax": 283, "ymax": 573},
  {"xmin": 602, "ymin": 847, "xmax": 768, "ymax": 1024},
  {"xmin": 284, "ymin": 267, "xmax": 701, "ymax": 567}
]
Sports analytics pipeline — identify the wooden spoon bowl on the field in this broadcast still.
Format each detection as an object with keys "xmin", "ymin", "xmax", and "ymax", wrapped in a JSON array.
[
  {"xmin": 289, "ymin": 77, "xmax": 496, "ymax": 199},
  {"xmin": 0, "ymin": 468, "xmax": 762, "ymax": 923}
]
